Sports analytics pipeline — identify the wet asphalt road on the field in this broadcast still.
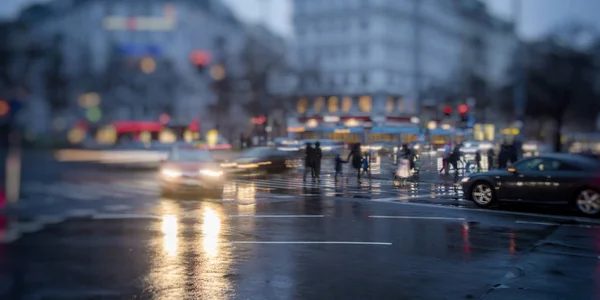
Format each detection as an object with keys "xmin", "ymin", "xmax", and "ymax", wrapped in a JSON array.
[{"xmin": 1, "ymin": 151, "xmax": 600, "ymax": 299}]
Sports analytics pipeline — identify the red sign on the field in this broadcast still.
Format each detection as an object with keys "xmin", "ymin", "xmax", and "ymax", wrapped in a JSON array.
[
  {"xmin": 443, "ymin": 106, "xmax": 452, "ymax": 115},
  {"xmin": 251, "ymin": 116, "xmax": 266, "ymax": 125},
  {"xmin": 458, "ymin": 104, "xmax": 469, "ymax": 115}
]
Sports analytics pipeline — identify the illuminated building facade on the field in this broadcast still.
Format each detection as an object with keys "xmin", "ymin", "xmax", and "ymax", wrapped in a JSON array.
[
  {"xmin": 13, "ymin": 0, "xmax": 249, "ymax": 134},
  {"xmin": 290, "ymin": 0, "xmax": 516, "ymax": 143}
]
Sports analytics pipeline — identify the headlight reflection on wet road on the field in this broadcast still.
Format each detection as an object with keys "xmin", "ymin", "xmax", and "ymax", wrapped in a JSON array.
[
  {"xmin": 161, "ymin": 214, "xmax": 178, "ymax": 257},
  {"xmin": 202, "ymin": 208, "xmax": 221, "ymax": 258}
]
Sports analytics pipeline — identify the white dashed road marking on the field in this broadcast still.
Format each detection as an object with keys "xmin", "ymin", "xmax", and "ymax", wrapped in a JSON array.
[
  {"xmin": 369, "ymin": 216, "xmax": 466, "ymax": 221},
  {"xmin": 231, "ymin": 241, "xmax": 392, "ymax": 245}
]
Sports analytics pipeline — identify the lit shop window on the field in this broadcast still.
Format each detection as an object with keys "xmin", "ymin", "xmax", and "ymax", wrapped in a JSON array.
[
  {"xmin": 297, "ymin": 98, "xmax": 308, "ymax": 114},
  {"xmin": 314, "ymin": 97, "xmax": 325, "ymax": 113},
  {"xmin": 328, "ymin": 96, "xmax": 339, "ymax": 112},
  {"xmin": 397, "ymin": 97, "xmax": 405, "ymax": 113},
  {"xmin": 386, "ymin": 97, "xmax": 394, "ymax": 113},
  {"xmin": 342, "ymin": 97, "xmax": 353, "ymax": 112},
  {"xmin": 359, "ymin": 96, "xmax": 372, "ymax": 113}
]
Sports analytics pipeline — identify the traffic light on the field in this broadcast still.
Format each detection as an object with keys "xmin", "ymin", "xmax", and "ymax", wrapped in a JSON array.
[
  {"xmin": 443, "ymin": 106, "xmax": 452, "ymax": 117},
  {"xmin": 458, "ymin": 104, "xmax": 469, "ymax": 115},
  {"xmin": 189, "ymin": 50, "xmax": 211, "ymax": 73}
]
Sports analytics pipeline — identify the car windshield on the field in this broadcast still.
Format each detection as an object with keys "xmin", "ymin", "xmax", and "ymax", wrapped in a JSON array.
[{"xmin": 168, "ymin": 148, "xmax": 213, "ymax": 162}]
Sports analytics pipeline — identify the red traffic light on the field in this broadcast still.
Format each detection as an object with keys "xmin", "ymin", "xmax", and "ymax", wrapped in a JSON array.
[
  {"xmin": 443, "ymin": 106, "xmax": 452, "ymax": 115},
  {"xmin": 458, "ymin": 104, "xmax": 469, "ymax": 115},
  {"xmin": 251, "ymin": 116, "xmax": 266, "ymax": 125},
  {"xmin": 190, "ymin": 50, "xmax": 211, "ymax": 66},
  {"xmin": 0, "ymin": 100, "xmax": 9, "ymax": 116}
]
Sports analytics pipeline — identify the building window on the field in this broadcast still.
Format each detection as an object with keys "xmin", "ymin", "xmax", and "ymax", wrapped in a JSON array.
[
  {"xmin": 359, "ymin": 96, "xmax": 372, "ymax": 113},
  {"xmin": 342, "ymin": 96, "xmax": 352, "ymax": 112},
  {"xmin": 297, "ymin": 98, "xmax": 308, "ymax": 114},
  {"xmin": 397, "ymin": 97, "xmax": 405, "ymax": 113},
  {"xmin": 328, "ymin": 96, "xmax": 339, "ymax": 112},
  {"xmin": 314, "ymin": 97, "xmax": 325, "ymax": 113},
  {"xmin": 386, "ymin": 97, "xmax": 395, "ymax": 113},
  {"xmin": 361, "ymin": 73, "xmax": 369, "ymax": 85}
]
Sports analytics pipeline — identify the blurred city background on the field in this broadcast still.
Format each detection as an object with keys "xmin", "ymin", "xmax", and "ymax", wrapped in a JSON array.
[{"xmin": 1, "ymin": 0, "xmax": 600, "ymax": 152}]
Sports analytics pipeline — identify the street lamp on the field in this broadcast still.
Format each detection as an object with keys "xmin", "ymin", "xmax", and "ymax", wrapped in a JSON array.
[{"xmin": 141, "ymin": 57, "xmax": 156, "ymax": 74}]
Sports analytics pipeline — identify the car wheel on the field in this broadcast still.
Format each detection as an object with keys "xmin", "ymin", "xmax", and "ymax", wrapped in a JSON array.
[
  {"xmin": 471, "ymin": 182, "xmax": 496, "ymax": 207},
  {"xmin": 574, "ymin": 189, "xmax": 600, "ymax": 216}
]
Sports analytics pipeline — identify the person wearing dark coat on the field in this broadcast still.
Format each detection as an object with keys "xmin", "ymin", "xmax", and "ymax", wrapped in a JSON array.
[
  {"xmin": 303, "ymin": 143, "xmax": 315, "ymax": 181},
  {"xmin": 334, "ymin": 153, "xmax": 348, "ymax": 182},
  {"xmin": 475, "ymin": 150, "xmax": 482, "ymax": 172},
  {"xmin": 347, "ymin": 143, "xmax": 363, "ymax": 182},
  {"xmin": 313, "ymin": 142, "xmax": 323, "ymax": 181},
  {"xmin": 448, "ymin": 144, "xmax": 462, "ymax": 174},
  {"xmin": 498, "ymin": 144, "xmax": 510, "ymax": 169},
  {"xmin": 487, "ymin": 148, "xmax": 495, "ymax": 170}
]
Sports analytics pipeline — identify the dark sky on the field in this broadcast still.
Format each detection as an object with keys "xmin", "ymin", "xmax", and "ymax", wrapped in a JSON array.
[{"xmin": 3, "ymin": 0, "xmax": 600, "ymax": 39}]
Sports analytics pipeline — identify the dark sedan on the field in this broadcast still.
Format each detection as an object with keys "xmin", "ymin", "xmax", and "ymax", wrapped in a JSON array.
[
  {"xmin": 461, "ymin": 154, "xmax": 600, "ymax": 215},
  {"xmin": 224, "ymin": 147, "xmax": 297, "ymax": 176}
]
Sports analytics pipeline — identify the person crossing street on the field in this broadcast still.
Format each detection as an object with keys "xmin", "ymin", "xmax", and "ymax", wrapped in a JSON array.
[
  {"xmin": 303, "ymin": 142, "xmax": 315, "ymax": 182},
  {"xmin": 313, "ymin": 142, "xmax": 323, "ymax": 181}
]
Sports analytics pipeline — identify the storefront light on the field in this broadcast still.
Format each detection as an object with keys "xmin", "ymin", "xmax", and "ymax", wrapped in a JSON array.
[
  {"xmin": 306, "ymin": 119, "xmax": 319, "ymax": 128},
  {"xmin": 288, "ymin": 127, "xmax": 305, "ymax": 133},
  {"xmin": 345, "ymin": 118, "xmax": 360, "ymax": 127},
  {"xmin": 324, "ymin": 116, "xmax": 340, "ymax": 123},
  {"xmin": 410, "ymin": 117, "xmax": 420, "ymax": 124},
  {"xmin": 441, "ymin": 124, "xmax": 451, "ymax": 130},
  {"xmin": 427, "ymin": 121, "xmax": 437, "ymax": 130}
]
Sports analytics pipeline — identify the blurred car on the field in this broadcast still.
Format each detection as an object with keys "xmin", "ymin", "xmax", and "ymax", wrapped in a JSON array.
[
  {"xmin": 159, "ymin": 147, "xmax": 225, "ymax": 196},
  {"xmin": 273, "ymin": 138, "xmax": 303, "ymax": 153},
  {"xmin": 461, "ymin": 154, "xmax": 600, "ymax": 216},
  {"xmin": 225, "ymin": 147, "xmax": 297, "ymax": 176}
]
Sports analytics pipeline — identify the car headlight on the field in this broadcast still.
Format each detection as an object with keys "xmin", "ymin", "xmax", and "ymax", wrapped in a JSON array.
[
  {"xmin": 220, "ymin": 162, "xmax": 238, "ymax": 168},
  {"xmin": 199, "ymin": 169, "xmax": 223, "ymax": 177},
  {"xmin": 461, "ymin": 177, "xmax": 470, "ymax": 183},
  {"xmin": 161, "ymin": 168, "xmax": 182, "ymax": 178},
  {"xmin": 238, "ymin": 163, "xmax": 259, "ymax": 169}
]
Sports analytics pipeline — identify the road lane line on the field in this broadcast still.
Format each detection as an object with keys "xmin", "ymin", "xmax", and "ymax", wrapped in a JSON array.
[
  {"xmin": 229, "ymin": 214, "xmax": 325, "ymax": 218},
  {"xmin": 515, "ymin": 221, "xmax": 560, "ymax": 226},
  {"xmin": 92, "ymin": 213, "xmax": 160, "ymax": 220},
  {"xmin": 378, "ymin": 200, "xmax": 600, "ymax": 224},
  {"xmin": 373, "ymin": 194, "xmax": 437, "ymax": 202},
  {"xmin": 64, "ymin": 209, "xmax": 97, "ymax": 217},
  {"xmin": 369, "ymin": 216, "xmax": 465, "ymax": 221},
  {"xmin": 231, "ymin": 241, "xmax": 392, "ymax": 245}
]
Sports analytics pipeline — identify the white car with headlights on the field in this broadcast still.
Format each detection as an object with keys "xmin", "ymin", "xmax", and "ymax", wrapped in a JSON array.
[{"xmin": 159, "ymin": 147, "xmax": 225, "ymax": 196}]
